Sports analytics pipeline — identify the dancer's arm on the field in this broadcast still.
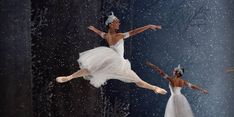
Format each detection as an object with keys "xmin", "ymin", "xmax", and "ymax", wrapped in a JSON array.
[
  {"xmin": 184, "ymin": 81, "xmax": 208, "ymax": 94},
  {"xmin": 88, "ymin": 26, "xmax": 106, "ymax": 39},
  {"xmin": 146, "ymin": 61, "xmax": 172, "ymax": 82},
  {"xmin": 226, "ymin": 67, "xmax": 234, "ymax": 73},
  {"xmin": 122, "ymin": 25, "xmax": 161, "ymax": 39}
]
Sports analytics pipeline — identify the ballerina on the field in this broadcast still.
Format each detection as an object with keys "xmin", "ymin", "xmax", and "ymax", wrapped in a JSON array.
[
  {"xmin": 56, "ymin": 12, "xmax": 167, "ymax": 94},
  {"xmin": 146, "ymin": 61, "xmax": 208, "ymax": 117}
]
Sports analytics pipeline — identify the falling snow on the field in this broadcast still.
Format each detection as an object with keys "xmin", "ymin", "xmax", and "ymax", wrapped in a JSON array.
[{"xmin": 32, "ymin": 0, "xmax": 234, "ymax": 117}]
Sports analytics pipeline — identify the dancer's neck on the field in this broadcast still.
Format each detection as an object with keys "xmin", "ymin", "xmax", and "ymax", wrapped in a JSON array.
[{"xmin": 108, "ymin": 29, "xmax": 117, "ymax": 34}]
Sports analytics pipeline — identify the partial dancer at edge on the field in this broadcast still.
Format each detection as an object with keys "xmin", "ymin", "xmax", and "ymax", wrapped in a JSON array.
[
  {"xmin": 226, "ymin": 67, "xmax": 234, "ymax": 73},
  {"xmin": 146, "ymin": 61, "xmax": 208, "ymax": 117}
]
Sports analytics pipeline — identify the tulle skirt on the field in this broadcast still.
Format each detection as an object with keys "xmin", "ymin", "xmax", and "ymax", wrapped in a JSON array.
[
  {"xmin": 77, "ymin": 47, "xmax": 142, "ymax": 88},
  {"xmin": 165, "ymin": 94, "xmax": 194, "ymax": 117}
]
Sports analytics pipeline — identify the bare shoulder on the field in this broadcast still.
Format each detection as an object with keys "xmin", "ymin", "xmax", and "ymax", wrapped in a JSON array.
[
  {"xmin": 112, "ymin": 33, "xmax": 125, "ymax": 40},
  {"xmin": 116, "ymin": 32, "xmax": 125, "ymax": 37},
  {"xmin": 167, "ymin": 76, "xmax": 173, "ymax": 80},
  {"xmin": 165, "ymin": 76, "xmax": 174, "ymax": 83},
  {"xmin": 104, "ymin": 33, "xmax": 112, "ymax": 39}
]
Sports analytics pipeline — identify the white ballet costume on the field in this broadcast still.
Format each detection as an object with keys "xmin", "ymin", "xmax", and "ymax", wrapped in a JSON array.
[
  {"xmin": 77, "ymin": 33, "xmax": 142, "ymax": 88},
  {"xmin": 164, "ymin": 84, "xmax": 194, "ymax": 117}
]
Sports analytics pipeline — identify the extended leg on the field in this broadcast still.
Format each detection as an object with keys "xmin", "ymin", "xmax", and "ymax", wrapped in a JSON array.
[
  {"xmin": 56, "ymin": 69, "xmax": 90, "ymax": 83},
  {"xmin": 135, "ymin": 80, "xmax": 167, "ymax": 95}
]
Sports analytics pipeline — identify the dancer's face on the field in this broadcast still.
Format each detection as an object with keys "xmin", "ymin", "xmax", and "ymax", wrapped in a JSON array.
[
  {"xmin": 173, "ymin": 70, "xmax": 182, "ymax": 77},
  {"xmin": 109, "ymin": 19, "xmax": 120, "ymax": 30},
  {"xmin": 176, "ymin": 72, "xmax": 181, "ymax": 77}
]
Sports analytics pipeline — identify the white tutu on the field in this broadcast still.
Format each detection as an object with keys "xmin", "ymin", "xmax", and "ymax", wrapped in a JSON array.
[
  {"xmin": 77, "ymin": 39, "xmax": 142, "ymax": 88},
  {"xmin": 165, "ymin": 85, "xmax": 194, "ymax": 117}
]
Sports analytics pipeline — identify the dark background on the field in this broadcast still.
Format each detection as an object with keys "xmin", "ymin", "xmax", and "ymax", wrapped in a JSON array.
[
  {"xmin": 0, "ymin": 0, "xmax": 32, "ymax": 117},
  {"xmin": 1, "ymin": 0, "xmax": 234, "ymax": 117}
]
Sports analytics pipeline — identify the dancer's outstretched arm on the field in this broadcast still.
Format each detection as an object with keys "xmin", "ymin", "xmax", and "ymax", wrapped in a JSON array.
[
  {"xmin": 146, "ymin": 61, "xmax": 172, "ymax": 82},
  {"xmin": 184, "ymin": 81, "xmax": 208, "ymax": 94},
  {"xmin": 88, "ymin": 26, "xmax": 106, "ymax": 39},
  {"xmin": 226, "ymin": 67, "xmax": 234, "ymax": 73},
  {"xmin": 123, "ymin": 25, "xmax": 161, "ymax": 39}
]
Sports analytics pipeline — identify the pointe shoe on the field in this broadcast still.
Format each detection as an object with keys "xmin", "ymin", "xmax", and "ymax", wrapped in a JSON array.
[
  {"xmin": 56, "ymin": 76, "xmax": 72, "ymax": 83},
  {"xmin": 154, "ymin": 86, "xmax": 167, "ymax": 95}
]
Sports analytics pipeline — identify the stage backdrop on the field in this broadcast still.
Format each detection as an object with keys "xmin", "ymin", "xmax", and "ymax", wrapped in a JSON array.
[
  {"xmin": 31, "ymin": 0, "xmax": 234, "ymax": 117},
  {"xmin": 1, "ymin": 0, "xmax": 233, "ymax": 117},
  {"xmin": 0, "ymin": 0, "xmax": 32, "ymax": 117}
]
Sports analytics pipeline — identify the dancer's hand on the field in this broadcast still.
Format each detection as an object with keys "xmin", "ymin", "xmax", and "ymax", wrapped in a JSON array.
[
  {"xmin": 202, "ymin": 89, "xmax": 208, "ymax": 94},
  {"xmin": 146, "ymin": 61, "xmax": 166, "ymax": 76},
  {"xmin": 88, "ymin": 26, "xmax": 95, "ymax": 31},
  {"xmin": 146, "ymin": 61, "xmax": 154, "ymax": 67},
  {"xmin": 146, "ymin": 61, "xmax": 160, "ymax": 70},
  {"xmin": 225, "ymin": 68, "xmax": 234, "ymax": 73},
  {"xmin": 148, "ymin": 25, "xmax": 162, "ymax": 30}
]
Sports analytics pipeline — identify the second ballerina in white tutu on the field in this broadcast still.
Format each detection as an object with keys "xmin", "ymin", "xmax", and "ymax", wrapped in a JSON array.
[
  {"xmin": 56, "ymin": 12, "xmax": 167, "ymax": 94},
  {"xmin": 146, "ymin": 62, "xmax": 208, "ymax": 117}
]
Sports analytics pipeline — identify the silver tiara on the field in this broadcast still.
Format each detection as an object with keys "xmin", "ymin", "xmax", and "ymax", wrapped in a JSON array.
[{"xmin": 105, "ymin": 12, "xmax": 118, "ymax": 26}]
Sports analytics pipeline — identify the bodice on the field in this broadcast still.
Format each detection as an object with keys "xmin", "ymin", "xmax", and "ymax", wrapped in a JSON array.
[
  {"xmin": 109, "ymin": 39, "xmax": 124, "ymax": 57},
  {"xmin": 169, "ymin": 84, "xmax": 182, "ymax": 95}
]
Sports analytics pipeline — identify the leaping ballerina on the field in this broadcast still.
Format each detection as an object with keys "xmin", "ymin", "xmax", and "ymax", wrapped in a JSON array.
[
  {"xmin": 56, "ymin": 12, "xmax": 167, "ymax": 94},
  {"xmin": 146, "ymin": 61, "xmax": 208, "ymax": 117}
]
